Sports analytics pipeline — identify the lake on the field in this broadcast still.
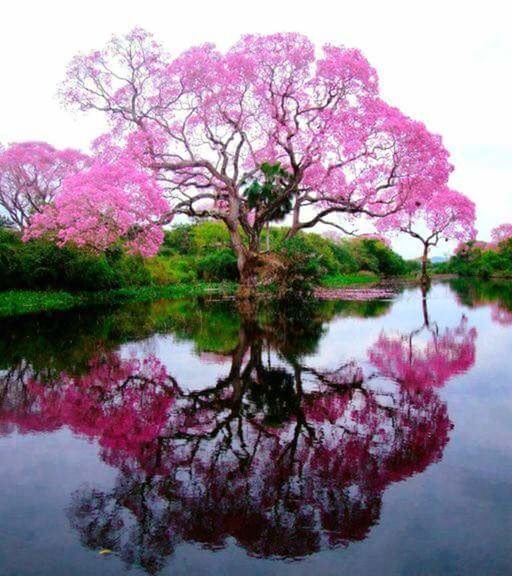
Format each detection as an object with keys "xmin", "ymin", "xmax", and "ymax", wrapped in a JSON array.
[{"xmin": 0, "ymin": 280, "xmax": 511, "ymax": 575}]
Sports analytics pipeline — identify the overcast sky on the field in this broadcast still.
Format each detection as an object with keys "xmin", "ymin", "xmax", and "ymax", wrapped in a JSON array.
[{"xmin": 1, "ymin": 0, "xmax": 510, "ymax": 258}]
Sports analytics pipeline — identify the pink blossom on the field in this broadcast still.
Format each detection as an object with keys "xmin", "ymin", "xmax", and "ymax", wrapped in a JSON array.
[
  {"xmin": 490, "ymin": 223, "xmax": 512, "ymax": 245},
  {"xmin": 50, "ymin": 30, "xmax": 455, "ymax": 265},
  {"xmin": 0, "ymin": 142, "xmax": 88, "ymax": 228},
  {"xmin": 25, "ymin": 159, "xmax": 169, "ymax": 256}
]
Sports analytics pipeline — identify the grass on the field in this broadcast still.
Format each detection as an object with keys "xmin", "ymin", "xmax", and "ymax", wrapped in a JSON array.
[
  {"xmin": 319, "ymin": 273, "xmax": 379, "ymax": 288},
  {"xmin": 0, "ymin": 283, "xmax": 238, "ymax": 318},
  {"xmin": 0, "ymin": 274, "xmax": 384, "ymax": 318}
]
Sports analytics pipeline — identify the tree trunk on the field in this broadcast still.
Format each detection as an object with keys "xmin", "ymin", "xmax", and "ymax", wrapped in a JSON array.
[
  {"xmin": 225, "ymin": 220, "xmax": 261, "ymax": 300},
  {"xmin": 238, "ymin": 260, "xmax": 258, "ymax": 300},
  {"xmin": 420, "ymin": 243, "xmax": 430, "ymax": 286},
  {"xmin": 421, "ymin": 285, "xmax": 430, "ymax": 327}
]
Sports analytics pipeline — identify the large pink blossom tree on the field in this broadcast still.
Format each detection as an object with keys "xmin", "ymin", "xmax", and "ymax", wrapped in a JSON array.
[
  {"xmin": 0, "ymin": 142, "xmax": 87, "ymax": 228},
  {"xmin": 25, "ymin": 29, "xmax": 452, "ymax": 295},
  {"xmin": 377, "ymin": 186, "xmax": 476, "ymax": 283}
]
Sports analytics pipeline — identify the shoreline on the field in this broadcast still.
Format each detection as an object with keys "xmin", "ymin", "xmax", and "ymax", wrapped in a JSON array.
[
  {"xmin": 0, "ymin": 274, "xmax": 461, "ymax": 318},
  {"xmin": 0, "ymin": 283, "xmax": 238, "ymax": 318}
]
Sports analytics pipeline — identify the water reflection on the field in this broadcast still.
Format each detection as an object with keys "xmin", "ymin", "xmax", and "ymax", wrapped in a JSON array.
[
  {"xmin": 449, "ymin": 278, "xmax": 512, "ymax": 325},
  {"xmin": 0, "ymin": 288, "xmax": 491, "ymax": 574},
  {"xmin": 368, "ymin": 314, "xmax": 477, "ymax": 391}
]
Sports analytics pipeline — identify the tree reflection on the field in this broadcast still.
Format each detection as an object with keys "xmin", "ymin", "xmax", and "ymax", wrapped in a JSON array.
[
  {"xmin": 0, "ymin": 298, "xmax": 471, "ymax": 573},
  {"xmin": 448, "ymin": 278, "xmax": 512, "ymax": 326},
  {"xmin": 368, "ymin": 315, "xmax": 477, "ymax": 391}
]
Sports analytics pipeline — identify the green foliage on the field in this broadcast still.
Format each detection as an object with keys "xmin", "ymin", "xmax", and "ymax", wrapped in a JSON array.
[
  {"xmin": 0, "ymin": 221, "xmax": 411, "ymax": 295},
  {"xmin": 443, "ymin": 240, "xmax": 512, "ymax": 278},
  {"xmin": 242, "ymin": 162, "xmax": 294, "ymax": 222},
  {"xmin": 345, "ymin": 238, "xmax": 409, "ymax": 276},
  {"xmin": 320, "ymin": 272, "xmax": 378, "ymax": 288},
  {"xmin": 0, "ymin": 229, "xmax": 152, "ymax": 291},
  {"xmin": 269, "ymin": 231, "xmax": 410, "ymax": 281},
  {"xmin": 196, "ymin": 249, "xmax": 238, "ymax": 282},
  {"xmin": 160, "ymin": 224, "xmax": 193, "ymax": 255},
  {"xmin": 190, "ymin": 221, "xmax": 232, "ymax": 253},
  {"xmin": 162, "ymin": 221, "xmax": 231, "ymax": 256},
  {"xmin": 273, "ymin": 236, "xmax": 325, "ymax": 300},
  {"xmin": 145, "ymin": 256, "xmax": 198, "ymax": 285}
]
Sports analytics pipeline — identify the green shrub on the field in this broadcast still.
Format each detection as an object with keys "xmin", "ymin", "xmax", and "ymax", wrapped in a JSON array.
[
  {"xmin": 273, "ymin": 236, "xmax": 324, "ymax": 300},
  {"xmin": 0, "ymin": 230, "xmax": 150, "ymax": 291},
  {"xmin": 191, "ymin": 221, "xmax": 232, "ymax": 253},
  {"xmin": 343, "ymin": 238, "xmax": 407, "ymax": 276},
  {"xmin": 161, "ymin": 224, "xmax": 193, "ymax": 255},
  {"xmin": 197, "ymin": 249, "xmax": 238, "ymax": 282},
  {"xmin": 444, "ymin": 240, "xmax": 512, "ymax": 278}
]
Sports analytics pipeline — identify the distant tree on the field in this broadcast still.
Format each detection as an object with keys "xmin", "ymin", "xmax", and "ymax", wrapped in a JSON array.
[
  {"xmin": 491, "ymin": 223, "xmax": 512, "ymax": 245},
  {"xmin": 0, "ymin": 142, "xmax": 87, "ymax": 229},
  {"xmin": 377, "ymin": 187, "xmax": 476, "ymax": 283}
]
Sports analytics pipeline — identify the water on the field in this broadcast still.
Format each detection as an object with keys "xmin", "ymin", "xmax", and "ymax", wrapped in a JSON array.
[{"xmin": 0, "ymin": 280, "xmax": 511, "ymax": 575}]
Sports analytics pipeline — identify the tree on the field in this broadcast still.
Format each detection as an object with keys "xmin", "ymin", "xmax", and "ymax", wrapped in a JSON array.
[
  {"xmin": 491, "ymin": 223, "xmax": 512, "ymax": 245},
  {"xmin": 24, "ymin": 157, "xmax": 170, "ymax": 256},
  {"xmin": 377, "ymin": 186, "xmax": 476, "ymax": 283},
  {"xmin": 0, "ymin": 142, "xmax": 87, "ymax": 229},
  {"xmin": 368, "ymin": 314, "xmax": 477, "ymax": 390},
  {"xmin": 27, "ymin": 29, "xmax": 452, "ymax": 296}
]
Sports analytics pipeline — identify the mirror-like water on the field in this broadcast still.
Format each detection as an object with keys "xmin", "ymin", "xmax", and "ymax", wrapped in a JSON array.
[{"xmin": 0, "ymin": 280, "xmax": 511, "ymax": 575}]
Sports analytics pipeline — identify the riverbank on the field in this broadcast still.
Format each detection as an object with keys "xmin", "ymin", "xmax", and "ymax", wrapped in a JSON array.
[
  {"xmin": 0, "ymin": 283, "xmax": 238, "ymax": 317},
  {"xmin": 0, "ymin": 273, "xmax": 391, "ymax": 317}
]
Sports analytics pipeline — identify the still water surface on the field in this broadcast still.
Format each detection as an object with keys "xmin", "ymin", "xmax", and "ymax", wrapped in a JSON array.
[{"xmin": 0, "ymin": 280, "xmax": 511, "ymax": 575}]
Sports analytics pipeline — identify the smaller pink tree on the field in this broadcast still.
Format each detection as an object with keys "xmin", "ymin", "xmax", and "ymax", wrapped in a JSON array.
[
  {"xmin": 0, "ymin": 142, "xmax": 88, "ymax": 228},
  {"xmin": 377, "ymin": 186, "xmax": 476, "ymax": 283},
  {"xmin": 490, "ymin": 223, "xmax": 512, "ymax": 245},
  {"xmin": 25, "ymin": 157, "xmax": 170, "ymax": 256}
]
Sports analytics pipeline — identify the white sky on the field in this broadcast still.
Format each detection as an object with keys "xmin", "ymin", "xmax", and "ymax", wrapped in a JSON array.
[{"xmin": 1, "ymin": 0, "xmax": 511, "ymax": 258}]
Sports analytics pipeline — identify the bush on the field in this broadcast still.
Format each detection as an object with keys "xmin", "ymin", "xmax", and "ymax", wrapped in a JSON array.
[
  {"xmin": 197, "ymin": 249, "xmax": 238, "ymax": 282},
  {"xmin": 145, "ymin": 256, "xmax": 198, "ymax": 285},
  {"xmin": 273, "ymin": 236, "xmax": 324, "ymax": 300},
  {"xmin": 344, "ymin": 238, "xmax": 408, "ymax": 276},
  {"xmin": 162, "ymin": 221, "xmax": 232, "ymax": 256},
  {"xmin": 444, "ymin": 240, "xmax": 512, "ymax": 278},
  {"xmin": 161, "ymin": 224, "xmax": 193, "ymax": 255},
  {"xmin": 0, "ymin": 229, "xmax": 150, "ymax": 291}
]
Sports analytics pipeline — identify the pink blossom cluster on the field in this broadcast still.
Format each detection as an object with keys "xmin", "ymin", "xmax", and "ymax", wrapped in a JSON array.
[
  {"xmin": 0, "ymin": 141, "xmax": 87, "ymax": 228},
  {"xmin": 24, "ymin": 159, "xmax": 170, "ymax": 256},
  {"xmin": 490, "ymin": 223, "xmax": 512, "ymax": 245},
  {"xmin": 376, "ymin": 185, "xmax": 476, "ymax": 251}
]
